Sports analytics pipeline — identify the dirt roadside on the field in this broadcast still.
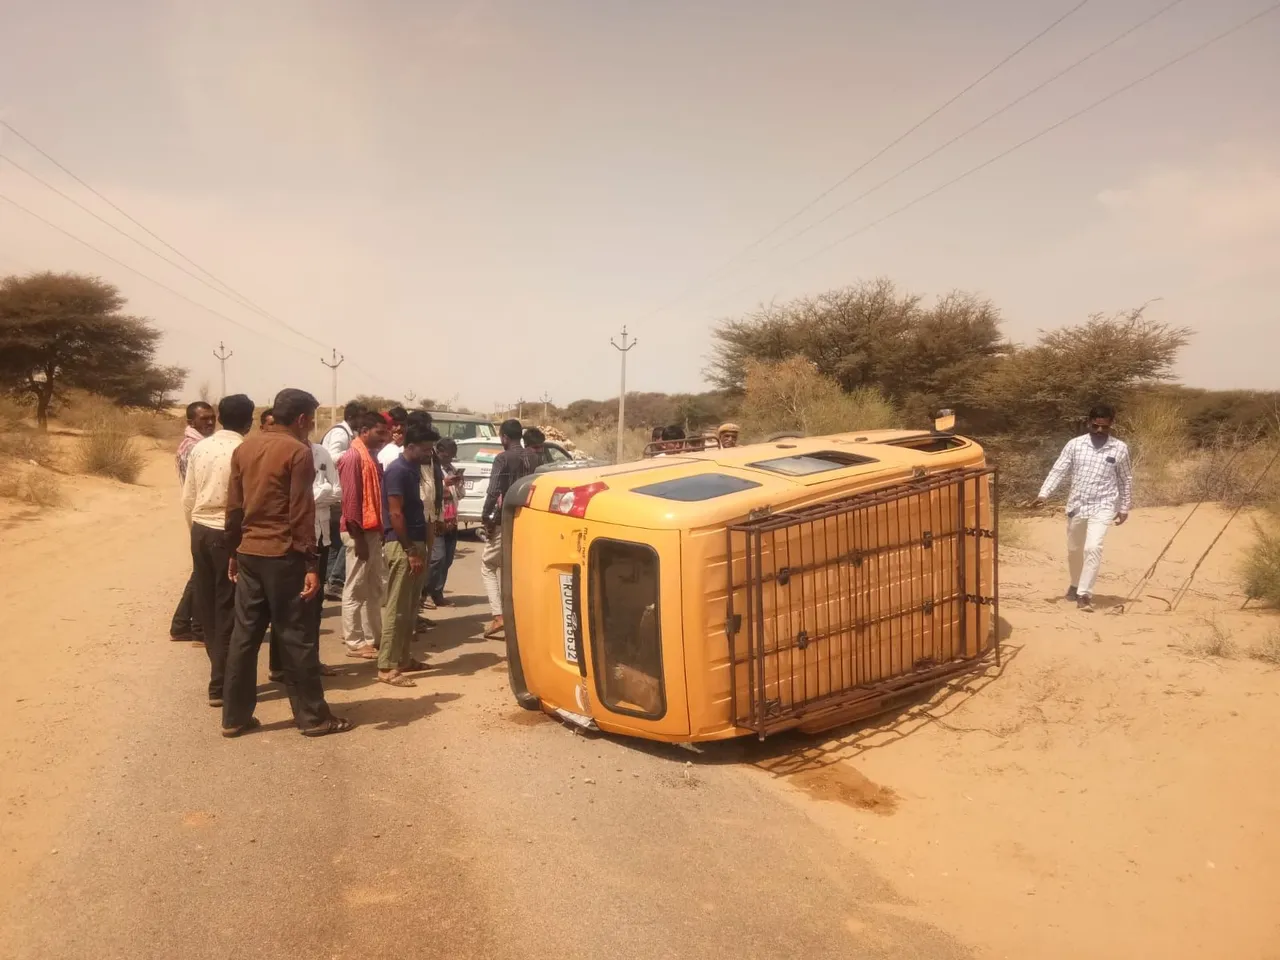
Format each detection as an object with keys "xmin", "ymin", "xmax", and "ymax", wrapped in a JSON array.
[{"xmin": 2, "ymin": 447, "xmax": 1279, "ymax": 958}]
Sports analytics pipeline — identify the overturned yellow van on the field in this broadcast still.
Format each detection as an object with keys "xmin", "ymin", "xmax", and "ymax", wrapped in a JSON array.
[{"xmin": 499, "ymin": 426, "xmax": 999, "ymax": 742}]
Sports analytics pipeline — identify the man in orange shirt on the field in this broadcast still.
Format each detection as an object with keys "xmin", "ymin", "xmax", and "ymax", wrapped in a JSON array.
[{"xmin": 221, "ymin": 388, "xmax": 352, "ymax": 738}]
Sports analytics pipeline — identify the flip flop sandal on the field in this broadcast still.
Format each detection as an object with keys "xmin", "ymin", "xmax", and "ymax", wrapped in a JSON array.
[
  {"xmin": 345, "ymin": 648, "xmax": 378, "ymax": 659},
  {"xmin": 482, "ymin": 622, "xmax": 505, "ymax": 639},
  {"xmin": 376, "ymin": 674, "xmax": 417, "ymax": 688},
  {"xmin": 300, "ymin": 716, "xmax": 355, "ymax": 737},
  {"xmin": 221, "ymin": 717, "xmax": 261, "ymax": 738},
  {"xmin": 400, "ymin": 659, "xmax": 430, "ymax": 673}
]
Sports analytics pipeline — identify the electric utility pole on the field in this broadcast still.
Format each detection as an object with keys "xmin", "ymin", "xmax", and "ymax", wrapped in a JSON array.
[
  {"xmin": 213, "ymin": 341, "xmax": 233, "ymax": 399},
  {"xmin": 610, "ymin": 326, "xmax": 637, "ymax": 463},
  {"xmin": 540, "ymin": 391, "xmax": 551, "ymax": 423},
  {"xmin": 320, "ymin": 348, "xmax": 344, "ymax": 427}
]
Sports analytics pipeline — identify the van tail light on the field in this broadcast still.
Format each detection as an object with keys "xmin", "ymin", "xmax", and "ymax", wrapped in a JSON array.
[{"xmin": 549, "ymin": 481, "xmax": 607, "ymax": 518}]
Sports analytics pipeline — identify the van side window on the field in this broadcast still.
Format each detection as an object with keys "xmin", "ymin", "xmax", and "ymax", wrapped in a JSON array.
[{"xmin": 588, "ymin": 540, "xmax": 665, "ymax": 719}]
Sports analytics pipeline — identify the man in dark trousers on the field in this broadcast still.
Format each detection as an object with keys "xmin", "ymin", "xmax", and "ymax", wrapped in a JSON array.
[
  {"xmin": 480, "ymin": 419, "xmax": 537, "ymax": 638},
  {"xmin": 182, "ymin": 393, "xmax": 255, "ymax": 708},
  {"xmin": 221, "ymin": 388, "xmax": 352, "ymax": 738},
  {"xmin": 171, "ymin": 399, "xmax": 216, "ymax": 643}
]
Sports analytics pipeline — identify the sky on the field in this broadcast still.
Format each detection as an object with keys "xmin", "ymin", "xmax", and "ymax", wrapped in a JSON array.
[{"xmin": 1, "ymin": 0, "xmax": 1277, "ymax": 411}]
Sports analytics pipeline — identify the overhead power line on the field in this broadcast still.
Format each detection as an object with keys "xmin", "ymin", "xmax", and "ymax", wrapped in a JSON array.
[
  {"xmin": 0, "ymin": 150, "xmax": 316, "ymax": 347},
  {"xmin": 764, "ymin": 0, "xmax": 1190, "ymax": 254},
  {"xmin": 0, "ymin": 118, "xmax": 356, "ymax": 357},
  {"xmin": 640, "ymin": 0, "xmax": 1094, "ymax": 318},
  {"xmin": 0, "ymin": 190, "xmax": 304, "ymax": 354},
  {"xmin": 705, "ymin": 0, "xmax": 1280, "ymax": 312}
]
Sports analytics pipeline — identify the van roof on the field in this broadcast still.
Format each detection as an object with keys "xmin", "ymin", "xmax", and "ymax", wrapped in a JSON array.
[{"xmin": 529, "ymin": 429, "xmax": 987, "ymax": 530}]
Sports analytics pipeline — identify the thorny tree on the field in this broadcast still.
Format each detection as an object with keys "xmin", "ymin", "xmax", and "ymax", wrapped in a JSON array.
[{"xmin": 0, "ymin": 271, "xmax": 185, "ymax": 428}]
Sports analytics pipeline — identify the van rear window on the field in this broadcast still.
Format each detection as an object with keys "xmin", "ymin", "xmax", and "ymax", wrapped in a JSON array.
[
  {"xmin": 588, "ymin": 540, "xmax": 665, "ymax": 720},
  {"xmin": 633, "ymin": 473, "xmax": 761, "ymax": 502},
  {"xmin": 746, "ymin": 450, "xmax": 877, "ymax": 476}
]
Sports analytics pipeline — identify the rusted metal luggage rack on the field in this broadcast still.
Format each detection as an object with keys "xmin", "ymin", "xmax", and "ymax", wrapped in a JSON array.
[{"xmin": 725, "ymin": 467, "xmax": 999, "ymax": 738}]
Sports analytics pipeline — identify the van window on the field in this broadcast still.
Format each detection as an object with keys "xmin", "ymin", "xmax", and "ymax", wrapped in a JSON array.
[
  {"xmin": 588, "ymin": 540, "xmax": 665, "ymax": 719},
  {"xmin": 746, "ymin": 450, "xmax": 877, "ymax": 476},
  {"xmin": 876, "ymin": 434, "xmax": 965, "ymax": 452},
  {"xmin": 633, "ymin": 473, "xmax": 761, "ymax": 502}
]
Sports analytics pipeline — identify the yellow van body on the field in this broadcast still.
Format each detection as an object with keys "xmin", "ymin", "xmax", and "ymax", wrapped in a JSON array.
[{"xmin": 500, "ymin": 429, "xmax": 998, "ymax": 742}]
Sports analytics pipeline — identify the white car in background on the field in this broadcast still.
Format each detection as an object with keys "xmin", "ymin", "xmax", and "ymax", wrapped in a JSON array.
[{"xmin": 454, "ymin": 438, "xmax": 598, "ymax": 533}]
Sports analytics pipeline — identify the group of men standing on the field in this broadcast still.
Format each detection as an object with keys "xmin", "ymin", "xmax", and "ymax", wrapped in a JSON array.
[
  {"xmin": 173, "ymin": 394, "xmax": 475, "ymax": 733},
  {"xmin": 179, "ymin": 388, "xmax": 350, "ymax": 737}
]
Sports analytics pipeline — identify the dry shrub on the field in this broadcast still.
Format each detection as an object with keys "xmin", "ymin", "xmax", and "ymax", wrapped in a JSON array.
[
  {"xmin": 544, "ymin": 420, "xmax": 649, "ymax": 463},
  {"xmin": 1241, "ymin": 520, "xmax": 1280, "ymax": 609},
  {"xmin": 78, "ymin": 414, "xmax": 144, "ymax": 483},
  {"xmin": 1123, "ymin": 393, "xmax": 1188, "ymax": 506},
  {"xmin": 1249, "ymin": 632, "xmax": 1280, "ymax": 666},
  {"xmin": 739, "ymin": 357, "xmax": 898, "ymax": 439},
  {"xmin": 0, "ymin": 428, "xmax": 56, "ymax": 467},
  {"xmin": 0, "ymin": 396, "xmax": 32, "ymax": 431},
  {"xmin": 1182, "ymin": 437, "xmax": 1280, "ymax": 509},
  {"xmin": 0, "ymin": 466, "xmax": 63, "ymax": 507},
  {"xmin": 57, "ymin": 390, "xmax": 120, "ymax": 431},
  {"xmin": 127, "ymin": 409, "xmax": 182, "ymax": 441},
  {"xmin": 982, "ymin": 435, "xmax": 1061, "ymax": 506},
  {"xmin": 1181, "ymin": 616, "xmax": 1238, "ymax": 659}
]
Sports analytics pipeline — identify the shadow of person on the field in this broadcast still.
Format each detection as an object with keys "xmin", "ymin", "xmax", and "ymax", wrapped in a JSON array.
[
  {"xmin": 417, "ymin": 612, "xmax": 490, "ymax": 655},
  {"xmin": 341, "ymin": 691, "xmax": 463, "ymax": 730},
  {"xmin": 428, "ymin": 650, "xmax": 502, "ymax": 677},
  {"xmin": 252, "ymin": 691, "xmax": 462, "ymax": 734}
]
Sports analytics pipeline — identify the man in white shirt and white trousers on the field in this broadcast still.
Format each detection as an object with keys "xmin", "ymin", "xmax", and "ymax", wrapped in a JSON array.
[
  {"xmin": 321, "ymin": 401, "xmax": 363, "ymax": 599},
  {"xmin": 1033, "ymin": 403, "xmax": 1134, "ymax": 613}
]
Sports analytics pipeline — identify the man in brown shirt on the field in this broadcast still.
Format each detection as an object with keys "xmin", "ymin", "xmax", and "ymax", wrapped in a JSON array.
[{"xmin": 221, "ymin": 388, "xmax": 352, "ymax": 738}]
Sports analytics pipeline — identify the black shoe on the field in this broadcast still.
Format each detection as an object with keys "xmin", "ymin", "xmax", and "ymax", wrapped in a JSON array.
[
  {"xmin": 1066, "ymin": 585, "xmax": 1078, "ymax": 602},
  {"xmin": 1077, "ymin": 595, "xmax": 1095, "ymax": 613}
]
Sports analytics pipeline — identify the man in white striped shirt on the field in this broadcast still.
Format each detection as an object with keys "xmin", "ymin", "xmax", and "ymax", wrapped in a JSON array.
[{"xmin": 1033, "ymin": 404, "xmax": 1134, "ymax": 613}]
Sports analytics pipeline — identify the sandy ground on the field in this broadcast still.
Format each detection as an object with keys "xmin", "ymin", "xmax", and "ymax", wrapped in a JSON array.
[{"xmin": 1, "ymin": 446, "xmax": 1279, "ymax": 958}]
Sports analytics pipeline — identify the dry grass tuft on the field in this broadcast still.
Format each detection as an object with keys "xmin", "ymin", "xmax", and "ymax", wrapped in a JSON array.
[
  {"xmin": 0, "ymin": 429, "xmax": 56, "ymax": 467},
  {"xmin": 1181, "ymin": 616, "xmax": 1238, "ymax": 660},
  {"xmin": 78, "ymin": 414, "xmax": 144, "ymax": 483},
  {"xmin": 1249, "ymin": 632, "xmax": 1280, "ymax": 666},
  {"xmin": 0, "ymin": 466, "xmax": 63, "ymax": 507}
]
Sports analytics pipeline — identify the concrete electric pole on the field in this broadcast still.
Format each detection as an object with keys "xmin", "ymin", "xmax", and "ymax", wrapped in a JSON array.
[
  {"xmin": 213, "ymin": 341, "xmax": 233, "ymax": 400},
  {"xmin": 610, "ymin": 326, "xmax": 637, "ymax": 463},
  {"xmin": 320, "ymin": 348, "xmax": 344, "ymax": 428}
]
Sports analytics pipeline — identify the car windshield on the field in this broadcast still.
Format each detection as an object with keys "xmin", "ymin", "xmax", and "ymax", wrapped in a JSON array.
[{"xmin": 457, "ymin": 443, "xmax": 504, "ymax": 464}]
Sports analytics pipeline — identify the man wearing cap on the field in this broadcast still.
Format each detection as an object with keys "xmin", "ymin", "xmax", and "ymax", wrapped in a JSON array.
[{"xmin": 718, "ymin": 423, "xmax": 740, "ymax": 448}]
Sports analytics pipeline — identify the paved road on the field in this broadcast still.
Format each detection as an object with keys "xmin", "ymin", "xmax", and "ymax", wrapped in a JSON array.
[{"xmin": 3, "ymin": 531, "xmax": 969, "ymax": 960}]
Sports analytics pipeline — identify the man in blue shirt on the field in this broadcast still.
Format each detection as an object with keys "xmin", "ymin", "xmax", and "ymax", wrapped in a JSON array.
[{"xmin": 378, "ymin": 421, "xmax": 435, "ymax": 686}]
